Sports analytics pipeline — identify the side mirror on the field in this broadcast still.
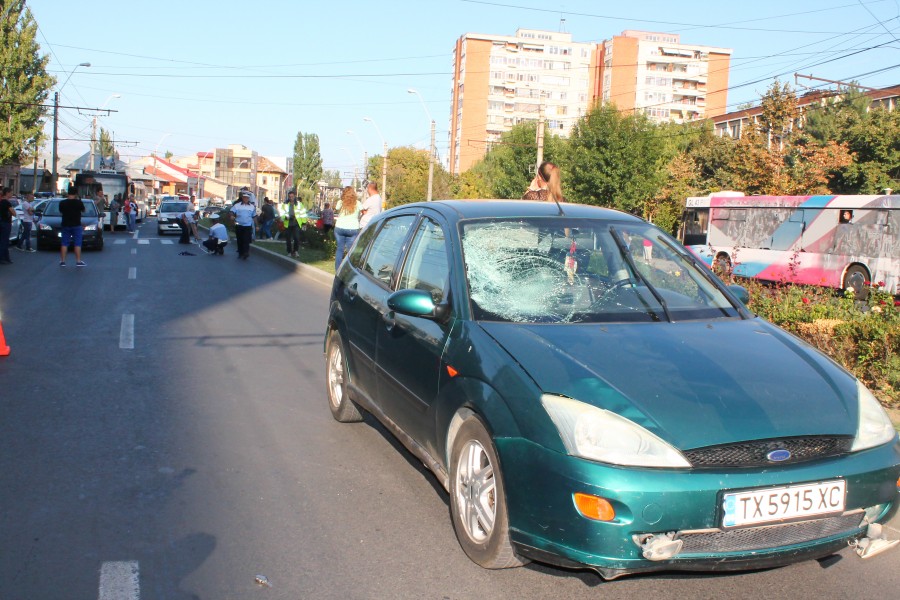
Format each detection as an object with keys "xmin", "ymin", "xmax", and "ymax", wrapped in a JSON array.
[
  {"xmin": 387, "ymin": 289, "xmax": 449, "ymax": 321},
  {"xmin": 727, "ymin": 284, "xmax": 750, "ymax": 306}
]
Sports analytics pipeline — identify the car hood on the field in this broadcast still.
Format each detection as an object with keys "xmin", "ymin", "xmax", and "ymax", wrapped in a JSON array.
[
  {"xmin": 478, "ymin": 318, "xmax": 858, "ymax": 450},
  {"xmin": 39, "ymin": 215, "xmax": 100, "ymax": 226}
]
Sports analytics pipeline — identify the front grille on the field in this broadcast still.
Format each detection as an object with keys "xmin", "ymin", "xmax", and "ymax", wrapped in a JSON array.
[
  {"xmin": 677, "ymin": 512, "xmax": 865, "ymax": 554},
  {"xmin": 684, "ymin": 436, "xmax": 853, "ymax": 469}
]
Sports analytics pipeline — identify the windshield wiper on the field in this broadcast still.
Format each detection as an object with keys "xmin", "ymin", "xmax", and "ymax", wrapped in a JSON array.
[
  {"xmin": 609, "ymin": 226, "xmax": 673, "ymax": 323},
  {"xmin": 653, "ymin": 234, "xmax": 749, "ymax": 319}
]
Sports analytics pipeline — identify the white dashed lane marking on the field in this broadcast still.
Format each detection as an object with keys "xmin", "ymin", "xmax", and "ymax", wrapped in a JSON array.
[
  {"xmin": 119, "ymin": 314, "xmax": 135, "ymax": 350},
  {"xmin": 98, "ymin": 561, "xmax": 140, "ymax": 600},
  {"xmin": 128, "ymin": 267, "xmax": 136, "ymax": 280},
  {"xmin": 114, "ymin": 240, "xmax": 126, "ymax": 245},
  {"xmin": 131, "ymin": 248, "xmax": 137, "ymax": 255},
  {"xmin": 138, "ymin": 240, "xmax": 149, "ymax": 245},
  {"xmin": 160, "ymin": 240, "xmax": 173, "ymax": 245}
]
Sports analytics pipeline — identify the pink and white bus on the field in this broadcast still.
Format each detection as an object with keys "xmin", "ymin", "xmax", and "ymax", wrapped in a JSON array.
[{"xmin": 680, "ymin": 192, "xmax": 900, "ymax": 295}]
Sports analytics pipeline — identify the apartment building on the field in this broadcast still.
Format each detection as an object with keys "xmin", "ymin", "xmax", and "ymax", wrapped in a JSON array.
[
  {"xmin": 449, "ymin": 29, "xmax": 597, "ymax": 174},
  {"xmin": 595, "ymin": 30, "xmax": 731, "ymax": 124}
]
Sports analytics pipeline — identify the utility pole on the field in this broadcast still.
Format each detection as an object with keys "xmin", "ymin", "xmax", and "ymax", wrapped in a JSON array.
[
  {"xmin": 51, "ymin": 92, "xmax": 59, "ymax": 193},
  {"xmin": 89, "ymin": 116, "xmax": 97, "ymax": 171},
  {"xmin": 32, "ymin": 139, "xmax": 38, "ymax": 193},
  {"xmin": 535, "ymin": 98, "xmax": 545, "ymax": 175},
  {"xmin": 427, "ymin": 119, "xmax": 435, "ymax": 201}
]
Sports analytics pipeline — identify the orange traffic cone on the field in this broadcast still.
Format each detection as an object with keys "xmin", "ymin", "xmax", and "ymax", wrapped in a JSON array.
[{"xmin": 0, "ymin": 311, "xmax": 9, "ymax": 357}]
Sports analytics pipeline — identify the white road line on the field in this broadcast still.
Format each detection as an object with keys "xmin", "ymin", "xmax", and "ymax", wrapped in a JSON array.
[
  {"xmin": 98, "ymin": 561, "xmax": 140, "ymax": 600},
  {"xmin": 132, "ymin": 230, "xmax": 139, "ymax": 240},
  {"xmin": 137, "ymin": 240, "xmax": 149, "ymax": 245},
  {"xmin": 114, "ymin": 239, "xmax": 126, "ymax": 245},
  {"xmin": 119, "ymin": 314, "xmax": 135, "ymax": 350},
  {"xmin": 128, "ymin": 267, "xmax": 136, "ymax": 280},
  {"xmin": 131, "ymin": 248, "xmax": 137, "ymax": 255},
  {"xmin": 160, "ymin": 240, "xmax": 173, "ymax": 245}
]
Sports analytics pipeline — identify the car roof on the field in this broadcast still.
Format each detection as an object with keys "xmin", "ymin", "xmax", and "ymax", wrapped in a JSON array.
[{"xmin": 392, "ymin": 199, "xmax": 645, "ymax": 223}]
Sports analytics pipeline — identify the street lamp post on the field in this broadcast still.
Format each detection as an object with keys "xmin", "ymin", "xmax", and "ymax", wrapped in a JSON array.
[
  {"xmin": 363, "ymin": 117, "xmax": 388, "ymax": 200},
  {"xmin": 408, "ymin": 88, "xmax": 435, "ymax": 202},
  {"xmin": 153, "ymin": 132, "xmax": 172, "ymax": 193},
  {"xmin": 346, "ymin": 130, "xmax": 367, "ymax": 189},
  {"xmin": 52, "ymin": 62, "xmax": 90, "ymax": 193}
]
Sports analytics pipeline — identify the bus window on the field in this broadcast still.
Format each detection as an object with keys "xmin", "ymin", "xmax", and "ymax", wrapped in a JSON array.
[
  {"xmin": 839, "ymin": 210, "xmax": 853, "ymax": 224},
  {"xmin": 682, "ymin": 209, "xmax": 709, "ymax": 246}
]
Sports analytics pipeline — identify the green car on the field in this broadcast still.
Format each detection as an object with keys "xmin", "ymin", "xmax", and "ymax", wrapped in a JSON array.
[{"xmin": 324, "ymin": 200, "xmax": 899, "ymax": 579}]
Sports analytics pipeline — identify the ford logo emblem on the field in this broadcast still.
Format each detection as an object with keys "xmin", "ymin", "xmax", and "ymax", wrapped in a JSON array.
[{"xmin": 767, "ymin": 449, "xmax": 792, "ymax": 462}]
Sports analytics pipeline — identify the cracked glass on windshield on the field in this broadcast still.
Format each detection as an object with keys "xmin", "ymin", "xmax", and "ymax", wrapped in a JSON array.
[{"xmin": 461, "ymin": 218, "xmax": 740, "ymax": 324}]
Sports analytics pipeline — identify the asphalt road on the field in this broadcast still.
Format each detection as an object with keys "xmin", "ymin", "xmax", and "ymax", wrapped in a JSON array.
[{"xmin": 1, "ymin": 221, "xmax": 899, "ymax": 599}]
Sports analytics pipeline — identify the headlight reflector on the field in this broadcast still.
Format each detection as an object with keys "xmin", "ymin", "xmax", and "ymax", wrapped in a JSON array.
[
  {"xmin": 851, "ymin": 381, "xmax": 896, "ymax": 452},
  {"xmin": 542, "ymin": 395, "xmax": 690, "ymax": 468}
]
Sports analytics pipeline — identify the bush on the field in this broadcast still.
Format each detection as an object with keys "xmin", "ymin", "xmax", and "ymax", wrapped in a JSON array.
[{"xmin": 744, "ymin": 279, "xmax": 899, "ymax": 408}]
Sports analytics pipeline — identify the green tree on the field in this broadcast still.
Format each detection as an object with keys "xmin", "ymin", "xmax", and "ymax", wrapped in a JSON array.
[
  {"xmin": 322, "ymin": 169, "xmax": 342, "ymax": 187},
  {"xmin": 370, "ymin": 146, "xmax": 453, "ymax": 206},
  {"xmin": 565, "ymin": 104, "xmax": 671, "ymax": 215},
  {"xmin": 99, "ymin": 127, "xmax": 115, "ymax": 159},
  {"xmin": 292, "ymin": 131, "xmax": 323, "ymax": 190},
  {"xmin": 0, "ymin": 2, "xmax": 55, "ymax": 165},
  {"xmin": 758, "ymin": 79, "xmax": 798, "ymax": 150}
]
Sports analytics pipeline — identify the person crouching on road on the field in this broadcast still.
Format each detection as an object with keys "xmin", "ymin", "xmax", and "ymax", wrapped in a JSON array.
[
  {"xmin": 230, "ymin": 191, "xmax": 256, "ymax": 259},
  {"xmin": 177, "ymin": 208, "xmax": 195, "ymax": 244},
  {"xmin": 203, "ymin": 215, "xmax": 229, "ymax": 255}
]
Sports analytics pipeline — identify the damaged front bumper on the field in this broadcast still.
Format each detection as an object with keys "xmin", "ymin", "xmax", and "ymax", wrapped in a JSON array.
[{"xmin": 497, "ymin": 437, "xmax": 900, "ymax": 579}]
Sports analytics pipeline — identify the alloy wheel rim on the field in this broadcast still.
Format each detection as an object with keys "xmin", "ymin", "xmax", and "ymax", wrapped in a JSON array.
[
  {"xmin": 328, "ymin": 345, "xmax": 344, "ymax": 408},
  {"xmin": 455, "ymin": 440, "xmax": 496, "ymax": 543}
]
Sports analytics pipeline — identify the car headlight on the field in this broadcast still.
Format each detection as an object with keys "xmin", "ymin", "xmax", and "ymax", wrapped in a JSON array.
[
  {"xmin": 39, "ymin": 223, "xmax": 52, "ymax": 230},
  {"xmin": 851, "ymin": 380, "xmax": 897, "ymax": 452},
  {"xmin": 83, "ymin": 224, "xmax": 97, "ymax": 231},
  {"xmin": 541, "ymin": 395, "xmax": 690, "ymax": 468}
]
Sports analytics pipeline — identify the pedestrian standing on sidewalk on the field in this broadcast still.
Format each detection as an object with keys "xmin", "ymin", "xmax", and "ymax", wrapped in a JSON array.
[
  {"xmin": 322, "ymin": 202, "xmax": 335, "ymax": 235},
  {"xmin": 333, "ymin": 186, "xmax": 360, "ymax": 270},
  {"xmin": 16, "ymin": 191, "xmax": 36, "ymax": 252},
  {"xmin": 283, "ymin": 191, "xmax": 305, "ymax": 258},
  {"xmin": 123, "ymin": 195, "xmax": 137, "ymax": 233},
  {"xmin": 358, "ymin": 181, "xmax": 383, "ymax": 230},
  {"xmin": 230, "ymin": 191, "xmax": 256, "ymax": 260},
  {"xmin": 0, "ymin": 187, "xmax": 15, "ymax": 265},
  {"xmin": 59, "ymin": 187, "xmax": 86, "ymax": 267},
  {"xmin": 259, "ymin": 197, "xmax": 276, "ymax": 240},
  {"xmin": 108, "ymin": 194, "xmax": 119, "ymax": 231}
]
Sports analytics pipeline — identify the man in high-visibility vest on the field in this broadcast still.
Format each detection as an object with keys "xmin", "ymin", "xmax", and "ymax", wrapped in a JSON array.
[{"xmin": 282, "ymin": 191, "xmax": 307, "ymax": 258}]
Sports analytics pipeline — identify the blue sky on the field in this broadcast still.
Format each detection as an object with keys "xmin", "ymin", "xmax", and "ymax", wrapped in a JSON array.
[{"xmin": 29, "ymin": 0, "xmax": 900, "ymax": 179}]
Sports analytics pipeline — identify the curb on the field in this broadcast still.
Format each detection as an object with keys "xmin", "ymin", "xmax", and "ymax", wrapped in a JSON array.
[
  {"xmin": 199, "ymin": 223, "xmax": 334, "ymax": 287},
  {"xmin": 249, "ymin": 241, "xmax": 335, "ymax": 287}
]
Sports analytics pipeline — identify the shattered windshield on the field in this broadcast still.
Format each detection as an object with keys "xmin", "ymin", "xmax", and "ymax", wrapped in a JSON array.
[{"xmin": 461, "ymin": 218, "xmax": 740, "ymax": 324}]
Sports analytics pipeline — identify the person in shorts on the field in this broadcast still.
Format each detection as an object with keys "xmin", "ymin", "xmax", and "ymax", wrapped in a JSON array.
[{"xmin": 59, "ymin": 187, "xmax": 86, "ymax": 267}]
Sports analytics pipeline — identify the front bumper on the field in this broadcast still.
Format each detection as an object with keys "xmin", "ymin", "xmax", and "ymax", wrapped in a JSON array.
[
  {"xmin": 157, "ymin": 218, "xmax": 182, "ymax": 232},
  {"xmin": 38, "ymin": 228, "xmax": 103, "ymax": 248},
  {"xmin": 497, "ymin": 437, "xmax": 900, "ymax": 578}
]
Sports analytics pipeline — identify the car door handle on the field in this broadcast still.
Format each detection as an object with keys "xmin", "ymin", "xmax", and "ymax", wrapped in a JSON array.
[
  {"xmin": 346, "ymin": 282, "xmax": 358, "ymax": 301},
  {"xmin": 382, "ymin": 310, "xmax": 396, "ymax": 331}
]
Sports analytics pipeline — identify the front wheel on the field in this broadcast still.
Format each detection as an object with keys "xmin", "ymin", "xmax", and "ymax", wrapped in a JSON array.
[
  {"xmin": 843, "ymin": 265, "xmax": 870, "ymax": 300},
  {"xmin": 450, "ymin": 416, "xmax": 528, "ymax": 569},
  {"xmin": 325, "ymin": 330, "xmax": 363, "ymax": 422}
]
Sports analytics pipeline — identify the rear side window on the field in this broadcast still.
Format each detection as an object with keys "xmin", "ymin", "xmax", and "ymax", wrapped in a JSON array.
[{"xmin": 363, "ymin": 215, "xmax": 417, "ymax": 286}]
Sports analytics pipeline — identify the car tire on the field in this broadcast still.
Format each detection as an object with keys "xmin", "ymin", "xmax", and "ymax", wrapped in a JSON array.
[
  {"xmin": 450, "ymin": 416, "xmax": 528, "ymax": 569},
  {"xmin": 325, "ymin": 330, "xmax": 363, "ymax": 423}
]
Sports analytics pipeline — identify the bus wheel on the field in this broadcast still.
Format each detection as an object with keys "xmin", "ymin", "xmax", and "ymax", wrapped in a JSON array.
[
  {"xmin": 714, "ymin": 254, "xmax": 732, "ymax": 277},
  {"xmin": 843, "ymin": 265, "xmax": 870, "ymax": 300}
]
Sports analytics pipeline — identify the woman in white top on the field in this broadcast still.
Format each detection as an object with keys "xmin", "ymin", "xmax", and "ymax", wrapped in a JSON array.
[{"xmin": 333, "ymin": 186, "xmax": 361, "ymax": 269}]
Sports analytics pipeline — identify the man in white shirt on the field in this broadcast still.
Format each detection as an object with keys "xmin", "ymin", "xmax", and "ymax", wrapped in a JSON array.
[
  {"xmin": 359, "ymin": 181, "xmax": 383, "ymax": 229},
  {"xmin": 16, "ymin": 191, "xmax": 36, "ymax": 252},
  {"xmin": 230, "ymin": 191, "xmax": 257, "ymax": 259},
  {"xmin": 202, "ymin": 215, "xmax": 229, "ymax": 255}
]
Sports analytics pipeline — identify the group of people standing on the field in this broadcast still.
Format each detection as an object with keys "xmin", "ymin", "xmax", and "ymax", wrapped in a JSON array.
[{"xmin": 334, "ymin": 181, "xmax": 382, "ymax": 269}]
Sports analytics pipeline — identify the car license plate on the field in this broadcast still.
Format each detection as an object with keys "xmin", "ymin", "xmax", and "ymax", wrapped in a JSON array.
[{"xmin": 722, "ymin": 480, "xmax": 845, "ymax": 528}]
